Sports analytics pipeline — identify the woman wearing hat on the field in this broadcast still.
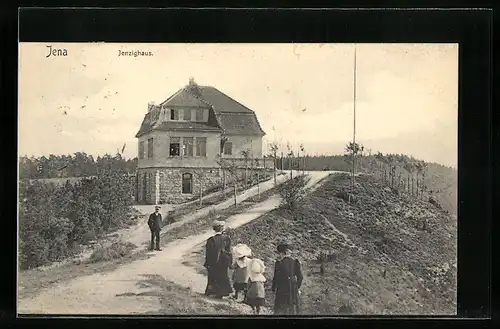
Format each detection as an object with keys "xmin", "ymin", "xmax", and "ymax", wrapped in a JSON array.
[
  {"xmin": 203, "ymin": 220, "xmax": 233, "ymax": 299},
  {"xmin": 271, "ymin": 241, "xmax": 303, "ymax": 315}
]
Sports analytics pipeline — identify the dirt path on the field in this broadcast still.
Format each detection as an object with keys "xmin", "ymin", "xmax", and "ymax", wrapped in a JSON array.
[
  {"xmin": 119, "ymin": 172, "xmax": 296, "ymax": 249},
  {"xmin": 18, "ymin": 171, "xmax": 333, "ymax": 315},
  {"xmin": 36, "ymin": 173, "xmax": 288, "ymax": 270}
]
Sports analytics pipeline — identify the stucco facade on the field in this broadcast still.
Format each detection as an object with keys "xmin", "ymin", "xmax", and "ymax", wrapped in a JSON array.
[
  {"xmin": 135, "ymin": 79, "xmax": 270, "ymax": 205},
  {"xmin": 220, "ymin": 135, "xmax": 263, "ymax": 159}
]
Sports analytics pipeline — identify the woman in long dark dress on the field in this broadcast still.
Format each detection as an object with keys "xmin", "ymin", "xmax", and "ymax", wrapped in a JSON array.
[
  {"xmin": 271, "ymin": 241, "xmax": 303, "ymax": 315},
  {"xmin": 203, "ymin": 220, "xmax": 233, "ymax": 299}
]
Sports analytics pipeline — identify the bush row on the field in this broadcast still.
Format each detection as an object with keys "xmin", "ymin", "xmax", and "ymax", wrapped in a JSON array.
[{"xmin": 18, "ymin": 168, "xmax": 134, "ymax": 270}]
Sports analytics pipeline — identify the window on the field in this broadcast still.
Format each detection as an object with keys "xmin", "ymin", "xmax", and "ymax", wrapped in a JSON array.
[
  {"xmin": 170, "ymin": 109, "xmax": 179, "ymax": 120},
  {"xmin": 195, "ymin": 137, "xmax": 207, "ymax": 156},
  {"xmin": 139, "ymin": 141, "xmax": 145, "ymax": 159},
  {"xmin": 183, "ymin": 109, "xmax": 192, "ymax": 121},
  {"xmin": 183, "ymin": 137, "xmax": 194, "ymax": 156},
  {"xmin": 223, "ymin": 141, "xmax": 233, "ymax": 155},
  {"xmin": 170, "ymin": 137, "xmax": 180, "ymax": 156},
  {"xmin": 147, "ymin": 138, "xmax": 154, "ymax": 158},
  {"xmin": 195, "ymin": 109, "xmax": 204, "ymax": 121},
  {"xmin": 182, "ymin": 173, "xmax": 193, "ymax": 194}
]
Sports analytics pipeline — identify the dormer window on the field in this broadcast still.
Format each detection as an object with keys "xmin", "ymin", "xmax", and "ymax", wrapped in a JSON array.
[
  {"xmin": 195, "ymin": 109, "xmax": 204, "ymax": 121},
  {"xmin": 182, "ymin": 109, "xmax": 192, "ymax": 121},
  {"xmin": 170, "ymin": 109, "xmax": 179, "ymax": 120}
]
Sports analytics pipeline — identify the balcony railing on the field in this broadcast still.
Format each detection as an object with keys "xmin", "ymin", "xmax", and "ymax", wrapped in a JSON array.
[{"xmin": 217, "ymin": 157, "xmax": 276, "ymax": 169}]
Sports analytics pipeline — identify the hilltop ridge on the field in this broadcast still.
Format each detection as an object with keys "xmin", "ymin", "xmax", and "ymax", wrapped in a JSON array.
[{"xmin": 221, "ymin": 173, "xmax": 457, "ymax": 315}]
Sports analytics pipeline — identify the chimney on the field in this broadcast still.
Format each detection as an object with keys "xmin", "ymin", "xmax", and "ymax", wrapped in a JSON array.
[
  {"xmin": 148, "ymin": 101, "xmax": 155, "ymax": 112},
  {"xmin": 187, "ymin": 77, "xmax": 201, "ymax": 96}
]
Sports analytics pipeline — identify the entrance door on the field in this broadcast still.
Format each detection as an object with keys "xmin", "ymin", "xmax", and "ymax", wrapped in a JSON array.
[{"xmin": 182, "ymin": 173, "xmax": 193, "ymax": 194}]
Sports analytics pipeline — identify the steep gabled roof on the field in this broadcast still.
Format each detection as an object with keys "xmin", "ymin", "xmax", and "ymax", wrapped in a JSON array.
[
  {"xmin": 217, "ymin": 112, "xmax": 266, "ymax": 136},
  {"xmin": 160, "ymin": 88, "xmax": 210, "ymax": 108},
  {"xmin": 190, "ymin": 85, "xmax": 266, "ymax": 136},
  {"xmin": 135, "ymin": 106, "xmax": 162, "ymax": 137},
  {"xmin": 136, "ymin": 81, "xmax": 266, "ymax": 138},
  {"xmin": 196, "ymin": 86, "xmax": 254, "ymax": 114}
]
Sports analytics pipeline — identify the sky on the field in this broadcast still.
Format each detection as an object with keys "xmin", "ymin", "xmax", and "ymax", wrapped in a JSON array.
[{"xmin": 18, "ymin": 43, "xmax": 458, "ymax": 167}]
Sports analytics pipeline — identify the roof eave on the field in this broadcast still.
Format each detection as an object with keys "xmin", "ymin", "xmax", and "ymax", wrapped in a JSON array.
[
  {"xmin": 159, "ymin": 88, "xmax": 185, "ymax": 107},
  {"xmin": 159, "ymin": 128, "xmax": 222, "ymax": 133},
  {"xmin": 224, "ymin": 132, "xmax": 266, "ymax": 137},
  {"xmin": 135, "ymin": 128, "xmax": 153, "ymax": 138},
  {"xmin": 155, "ymin": 125, "xmax": 222, "ymax": 132}
]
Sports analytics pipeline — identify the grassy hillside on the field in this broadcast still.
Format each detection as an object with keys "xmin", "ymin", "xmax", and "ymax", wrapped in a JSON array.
[
  {"xmin": 281, "ymin": 154, "xmax": 457, "ymax": 215},
  {"xmin": 214, "ymin": 173, "xmax": 457, "ymax": 315}
]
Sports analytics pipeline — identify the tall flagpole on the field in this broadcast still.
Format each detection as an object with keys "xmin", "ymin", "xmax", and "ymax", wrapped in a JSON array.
[{"xmin": 351, "ymin": 44, "xmax": 357, "ymax": 197}]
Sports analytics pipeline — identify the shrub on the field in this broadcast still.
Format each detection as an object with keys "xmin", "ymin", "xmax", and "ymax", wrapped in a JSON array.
[
  {"xmin": 19, "ymin": 234, "xmax": 49, "ymax": 270},
  {"xmin": 164, "ymin": 211, "xmax": 176, "ymax": 226},
  {"xmin": 18, "ymin": 166, "xmax": 134, "ymax": 270},
  {"xmin": 88, "ymin": 241, "xmax": 137, "ymax": 263},
  {"xmin": 208, "ymin": 207, "xmax": 218, "ymax": 220},
  {"xmin": 277, "ymin": 175, "xmax": 311, "ymax": 212}
]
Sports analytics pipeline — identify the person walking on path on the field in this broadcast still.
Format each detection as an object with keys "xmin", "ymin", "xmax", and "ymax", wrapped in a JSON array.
[
  {"xmin": 203, "ymin": 220, "xmax": 233, "ymax": 299},
  {"xmin": 243, "ymin": 258, "xmax": 267, "ymax": 315},
  {"xmin": 230, "ymin": 244, "xmax": 252, "ymax": 300},
  {"xmin": 271, "ymin": 240, "xmax": 303, "ymax": 315},
  {"xmin": 148, "ymin": 206, "xmax": 162, "ymax": 251}
]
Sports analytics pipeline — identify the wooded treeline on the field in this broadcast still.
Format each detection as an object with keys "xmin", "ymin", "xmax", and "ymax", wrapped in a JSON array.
[
  {"xmin": 18, "ymin": 153, "xmax": 138, "ymax": 179},
  {"xmin": 274, "ymin": 148, "xmax": 457, "ymax": 215}
]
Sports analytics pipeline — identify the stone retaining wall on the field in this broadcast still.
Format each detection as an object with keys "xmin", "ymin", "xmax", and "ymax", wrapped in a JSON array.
[{"xmin": 136, "ymin": 167, "xmax": 277, "ymax": 205}]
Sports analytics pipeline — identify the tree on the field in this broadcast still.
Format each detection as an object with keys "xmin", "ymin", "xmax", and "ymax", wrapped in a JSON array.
[
  {"xmin": 344, "ymin": 142, "xmax": 364, "ymax": 175},
  {"xmin": 217, "ymin": 155, "xmax": 239, "ymax": 207},
  {"xmin": 286, "ymin": 142, "xmax": 294, "ymax": 179},
  {"xmin": 414, "ymin": 160, "xmax": 428, "ymax": 199},
  {"xmin": 277, "ymin": 175, "xmax": 311, "ymax": 218},
  {"xmin": 254, "ymin": 158, "xmax": 261, "ymax": 201},
  {"xmin": 240, "ymin": 149, "xmax": 251, "ymax": 189},
  {"xmin": 374, "ymin": 152, "xmax": 387, "ymax": 181},
  {"xmin": 299, "ymin": 144, "xmax": 306, "ymax": 175},
  {"xmin": 344, "ymin": 142, "xmax": 364, "ymax": 198},
  {"xmin": 386, "ymin": 154, "xmax": 399, "ymax": 190},
  {"xmin": 219, "ymin": 135, "xmax": 229, "ymax": 192},
  {"xmin": 192, "ymin": 168, "xmax": 209, "ymax": 207},
  {"xmin": 269, "ymin": 142, "xmax": 279, "ymax": 186},
  {"xmin": 403, "ymin": 159, "xmax": 416, "ymax": 195}
]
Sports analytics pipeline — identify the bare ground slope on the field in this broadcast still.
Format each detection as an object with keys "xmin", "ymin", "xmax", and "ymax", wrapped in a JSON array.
[{"xmin": 186, "ymin": 173, "xmax": 457, "ymax": 315}]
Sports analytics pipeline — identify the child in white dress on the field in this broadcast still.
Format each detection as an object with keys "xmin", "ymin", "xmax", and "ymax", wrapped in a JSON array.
[{"xmin": 244, "ymin": 258, "xmax": 266, "ymax": 315}]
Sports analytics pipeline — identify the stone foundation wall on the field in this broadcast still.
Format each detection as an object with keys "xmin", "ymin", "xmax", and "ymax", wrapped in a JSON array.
[
  {"xmin": 137, "ymin": 167, "xmax": 223, "ymax": 205},
  {"xmin": 158, "ymin": 167, "xmax": 222, "ymax": 204},
  {"xmin": 136, "ymin": 166, "xmax": 276, "ymax": 205}
]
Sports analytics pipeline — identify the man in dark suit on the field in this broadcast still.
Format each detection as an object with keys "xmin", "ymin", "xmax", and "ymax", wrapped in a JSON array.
[{"xmin": 148, "ymin": 206, "xmax": 162, "ymax": 251}]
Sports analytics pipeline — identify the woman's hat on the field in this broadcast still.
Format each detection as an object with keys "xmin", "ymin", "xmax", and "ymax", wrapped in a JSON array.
[
  {"xmin": 232, "ymin": 243, "xmax": 252, "ymax": 259},
  {"xmin": 248, "ymin": 258, "xmax": 266, "ymax": 282}
]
